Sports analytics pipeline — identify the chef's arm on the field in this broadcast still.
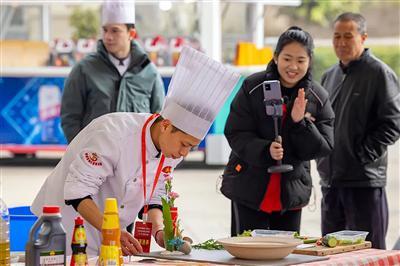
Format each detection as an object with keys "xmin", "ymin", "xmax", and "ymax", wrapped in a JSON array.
[
  {"xmin": 77, "ymin": 198, "xmax": 104, "ymax": 231},
  {"xmin": 148, "ymin": 208, "xmax": 164, "ymax": 235},
  {"xmin": 138, "ymin": 205, "xmax": 164, "ymax": 237},
  {"xmin": 66, "ymin": 196, "xmax": 103, "ymax": 231},
  {"xmin": 147, "ymin": 208, "xmax": 165, "ymax": 247}
]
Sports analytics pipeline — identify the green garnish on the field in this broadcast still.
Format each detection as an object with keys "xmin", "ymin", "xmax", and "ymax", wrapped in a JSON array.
[
  {"xmin": 294, "ymin": 232, "xmax": 318, "ymax": 244},
  {"xmin": 237, "ymin": 230, "xmax": 252, "ymax": 237},
  {"xmin": 192, "ymin": 239, "xmax": 224, "ymax": 250}
]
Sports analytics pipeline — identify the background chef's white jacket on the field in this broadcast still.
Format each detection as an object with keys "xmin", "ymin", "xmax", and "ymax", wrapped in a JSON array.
[{"xmin": 31, "ymin": 113, "xmax": 182, "ymax": 255}]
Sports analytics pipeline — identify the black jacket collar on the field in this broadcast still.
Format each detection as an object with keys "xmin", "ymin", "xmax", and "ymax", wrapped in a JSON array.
[{"xmin": 339, "ymin": 48, "xmax": 370, "ymax": 74}]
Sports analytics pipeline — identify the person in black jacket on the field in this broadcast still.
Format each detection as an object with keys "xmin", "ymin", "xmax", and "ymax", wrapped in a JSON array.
[
  {"xmin": 221, "ymin": 27, "xmax": 335, "ymax": 236},
  {"xmin": 316, "ymin": 12, "xmax": 400, "ymax": 249}
]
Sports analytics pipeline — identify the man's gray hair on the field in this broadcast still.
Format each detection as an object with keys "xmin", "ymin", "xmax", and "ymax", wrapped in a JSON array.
[{"xmin": 334, "ymin": 12, "xmax": 367, "ymax": 35}]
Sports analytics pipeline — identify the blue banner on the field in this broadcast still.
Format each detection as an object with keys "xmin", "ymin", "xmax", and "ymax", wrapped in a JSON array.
[
  {"xmin": 0, "ymin": 77, "xmax": 67, "ymax": 145},
  {"xmin": 0, "ymin": 76, "xmax": 213, "ymax": 149}
]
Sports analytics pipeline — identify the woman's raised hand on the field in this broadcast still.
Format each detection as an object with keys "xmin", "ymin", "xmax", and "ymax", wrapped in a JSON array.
[{"xmin": 291, "ymin": 88, "xmax": 308, "ymax": 123}]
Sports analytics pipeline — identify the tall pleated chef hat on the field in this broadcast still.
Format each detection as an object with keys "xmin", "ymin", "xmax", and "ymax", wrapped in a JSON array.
[
  {"xmin": 102, "ymin": 0, "xmax": 135, "ymax": 25},
  {"xmin": 161, "ymin": 46, "xmax": 242, "ymax": 140}
]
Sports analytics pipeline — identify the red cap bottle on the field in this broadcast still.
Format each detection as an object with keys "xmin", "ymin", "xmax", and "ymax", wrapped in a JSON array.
[{"xmin": 70, "ymin": 216, "xmax": 88, "ymax": 266}]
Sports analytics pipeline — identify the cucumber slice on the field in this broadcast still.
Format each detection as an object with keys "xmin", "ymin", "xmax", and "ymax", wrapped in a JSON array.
[
  {"xmin": 322, "ymin": 235, "xmax": 338, "ymax": 247},
  {"xmin": 303, "ymin": 238, "xmax": 319, "ymax": 244}
]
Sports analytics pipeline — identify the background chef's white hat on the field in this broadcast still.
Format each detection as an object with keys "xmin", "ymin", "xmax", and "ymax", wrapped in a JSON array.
[
  {"xmin": 102, "ymin": 0, "xmax": 135, "ymax": 25},
  {"xmin": 161, "ymin": 46, "xmax": 242, "ymax": 140}
]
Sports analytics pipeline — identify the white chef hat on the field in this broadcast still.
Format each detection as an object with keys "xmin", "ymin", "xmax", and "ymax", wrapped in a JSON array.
[
  {"xmin": 161, "ymin": 46, "xmax": 242, "ymax": 140},
  {"xmin": 102, "ymin": 0, "xmax": 135, "ymax": 26}
]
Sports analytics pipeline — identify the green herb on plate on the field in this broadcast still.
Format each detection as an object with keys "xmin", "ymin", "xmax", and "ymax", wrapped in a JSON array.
[
  {"xmin": 237, "ymin": 230, "xmax": 252, "ymax": 237},
  {"xmin": 192, "ymin": 239, "xmax": 224, "ymax": 250}
]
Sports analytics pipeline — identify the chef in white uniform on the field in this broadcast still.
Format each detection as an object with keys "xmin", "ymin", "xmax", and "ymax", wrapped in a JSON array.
[{"xmin": 31, "ymin": 46, "xmax": 242, "ymax": 256}]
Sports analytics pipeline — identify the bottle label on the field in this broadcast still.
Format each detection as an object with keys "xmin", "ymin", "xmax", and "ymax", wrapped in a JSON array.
[
  {"xmin": 72, "ymin": 253, "xmax": 88, "ymax": 265},
  {"xmin": 74, "ymin": 227, "xmax": 87, "ymax": 244},
  {"xmin": 101, "ymin": 260, "xmax": 118, "ymax": 266},
  {"xmin": 99, "ymin": 245, "xmax": 120, "ymax": 266},
  {"xmin": 39, "ymin": 250, "xmax": 64, "ymax": 265}
]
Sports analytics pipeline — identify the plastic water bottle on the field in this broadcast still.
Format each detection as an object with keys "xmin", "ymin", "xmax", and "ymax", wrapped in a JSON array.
[
  {"xmin": 0, "ymin": 197, "xmax": 10, "ymax": 266},
  {"xmin": 38, "ymin": 85, "xmax": 62, "ymax": 143}
]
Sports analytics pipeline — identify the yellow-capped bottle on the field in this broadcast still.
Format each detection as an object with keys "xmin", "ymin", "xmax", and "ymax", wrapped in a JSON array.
[{"xmin": 98, "ymin": 198, "xmax": 123, "ymax": 266}]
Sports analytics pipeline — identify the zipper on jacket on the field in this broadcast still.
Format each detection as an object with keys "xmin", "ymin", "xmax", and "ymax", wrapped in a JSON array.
[
  {"xmin": 328, "ymin": 73, "xmax": 347, "ymax": 186},
  {"xmin": 330, "ymin": 74, "xmax": 347, "ymax": 105}
]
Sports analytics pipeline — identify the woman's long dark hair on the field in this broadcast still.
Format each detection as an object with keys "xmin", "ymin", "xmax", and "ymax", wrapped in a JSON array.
[{"xmin": 274, "ymin": 26, "xmax": 314, "ymax": 59}]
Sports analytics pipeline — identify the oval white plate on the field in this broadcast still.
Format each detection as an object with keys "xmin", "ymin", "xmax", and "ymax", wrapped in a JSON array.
[{"xmin": 217, "ymin": 236, "xmax": 302, "ymax": 260}]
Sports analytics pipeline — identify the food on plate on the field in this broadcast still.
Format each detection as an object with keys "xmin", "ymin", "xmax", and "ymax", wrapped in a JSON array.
[{"xmin": 192, "ymin": 239, "xmax": 224, "ymax": 250}]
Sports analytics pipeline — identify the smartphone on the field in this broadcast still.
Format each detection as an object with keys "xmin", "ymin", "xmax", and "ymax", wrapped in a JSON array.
[{"xmin": 263, "ymin": 80, "xmax": 283, "ymax": 116}]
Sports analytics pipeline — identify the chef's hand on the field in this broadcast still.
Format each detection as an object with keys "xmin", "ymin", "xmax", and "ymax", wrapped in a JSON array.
[
  {"xmin": 120, "ymin": 230, "xmax": 143, "ymax": 256},
  {"xmin": 291, "ymin": 88, "xmax": 308, "ymax": 123},
  {"xmin": 270, "ymin": 136, "xmax": 283, "ymax": 161},
  {"xmin": 154, "ymin": 229, "xmax": 165, "ymax": 248}
]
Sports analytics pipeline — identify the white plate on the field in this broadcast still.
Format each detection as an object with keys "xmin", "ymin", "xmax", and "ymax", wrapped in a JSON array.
[{"xmin": 217, "ymin": 236, "xmax": 302, "ymax": 260}]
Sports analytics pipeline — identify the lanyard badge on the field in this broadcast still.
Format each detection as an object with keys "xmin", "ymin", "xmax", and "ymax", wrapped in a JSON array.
[
  {"xmin": 134, "ymin": 113, "xmax": 165, "ymax": 253},
  {"xmin": 133, "ymin": 222, "xmax": 152, "ymax": 253}
]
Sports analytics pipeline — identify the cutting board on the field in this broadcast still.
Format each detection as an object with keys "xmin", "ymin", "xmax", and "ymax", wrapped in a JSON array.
[
  {"xmin": 141, "ymin": 249, "xmax": 328, "ymax": 266},
  {"xmin": 293, "ymin": 241, "xmax": 372, "ymax": 256}
]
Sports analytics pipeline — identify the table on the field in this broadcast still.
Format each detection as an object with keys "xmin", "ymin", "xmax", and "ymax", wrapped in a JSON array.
[
  {"xmin": 296, "ymin": 248, "xmax": 400, "ymax": 266},
  {"xmin": 11, "ymin": 248, "xmax": 400, "ymax": 265},
  {"xmin": 91, "ymin": 249, "xmax": 400, "ymax": 266}
]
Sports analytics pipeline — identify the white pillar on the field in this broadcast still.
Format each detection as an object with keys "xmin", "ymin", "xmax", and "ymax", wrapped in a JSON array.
[
  {"xmin": 42, "ymin": 4, "xmax": 50, "ymax": 42},
  {"xmin": 249, "ymin": 3, "xmax": 264, "ymax": 48},
  {"xmin": 0, "ymin": 6, "xmax": 15, "ymax": 39},
  {"xmin": 199, "ymin": 0, "xmax": 221, "ymax": 62}
]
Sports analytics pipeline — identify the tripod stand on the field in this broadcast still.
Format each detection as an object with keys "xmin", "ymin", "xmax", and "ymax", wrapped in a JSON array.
[{"xmin": 264, "ymin": 99, "xmax": 293, "ymax": 174}]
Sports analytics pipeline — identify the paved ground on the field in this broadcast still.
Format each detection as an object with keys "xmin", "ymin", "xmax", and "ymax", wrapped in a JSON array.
[{"xmin": 1, "ymin": 142, "xmax": 399, "ymax": 249}]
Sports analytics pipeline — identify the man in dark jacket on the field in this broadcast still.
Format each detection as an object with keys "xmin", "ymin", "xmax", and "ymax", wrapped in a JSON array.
[
  {"xmin": 61, "ymin": 1, "xmax": 165, "ymax": 143},
  {"xmin": 316, "ymin": 12, "xmax": 400, "ymax": 249}
]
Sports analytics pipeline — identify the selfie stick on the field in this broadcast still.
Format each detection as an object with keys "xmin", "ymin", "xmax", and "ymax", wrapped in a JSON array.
[{"xmin": 264, "ymin": 98, "xmax": 293, "ymax": 174}]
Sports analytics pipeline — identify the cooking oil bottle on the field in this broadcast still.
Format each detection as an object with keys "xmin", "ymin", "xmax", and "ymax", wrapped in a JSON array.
[
  {"xmin": 25, "ymin": 206, "xmax": 66, "ymax": 266},
  {"xmin": 0, "ymin": 197, "xmax": 10, "ymax": 266}
]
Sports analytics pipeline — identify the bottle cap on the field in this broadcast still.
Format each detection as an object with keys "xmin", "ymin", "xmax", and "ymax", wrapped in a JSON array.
[
  {"xmin": 75, "ymin": 216, "xmax": 84, "ymax": 225},
  {"xmin": 43, "ymin": 206, "xmax": 60, "ymax": 214},
  {"xmin": 104, "ymin": 198, "xmax": 118, "ymax": 213}
]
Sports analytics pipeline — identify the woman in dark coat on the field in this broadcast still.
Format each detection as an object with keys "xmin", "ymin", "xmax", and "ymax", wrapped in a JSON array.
[{"xmin": 221, "ymin": 26, "xmax": 335, "ymax": 236}]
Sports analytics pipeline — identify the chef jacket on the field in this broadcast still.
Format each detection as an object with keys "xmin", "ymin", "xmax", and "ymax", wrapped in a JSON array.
[{"xmin": 31, "ymin": 113, "xmax": 182, "ymax": 255}]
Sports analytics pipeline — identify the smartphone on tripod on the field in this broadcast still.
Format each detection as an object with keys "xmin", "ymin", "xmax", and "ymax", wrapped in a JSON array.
[{"xmin": 263, "ymin": 80, "xmax": 283, "ymax": 116}]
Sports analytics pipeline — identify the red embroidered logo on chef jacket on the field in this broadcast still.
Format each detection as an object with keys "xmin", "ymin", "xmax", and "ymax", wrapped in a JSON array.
[
  {"xmin": 84, "ymin": 152, "xmax": 102, "ymax": 166},
  {"xmin": 162, "ymin": 166, "xmax": 172, "ymax": 174}
]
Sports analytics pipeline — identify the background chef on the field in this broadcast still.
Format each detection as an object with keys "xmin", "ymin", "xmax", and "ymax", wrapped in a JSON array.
[{"xmin": 61, "ymin": 0, "xmax": 165, "ymax": 144}]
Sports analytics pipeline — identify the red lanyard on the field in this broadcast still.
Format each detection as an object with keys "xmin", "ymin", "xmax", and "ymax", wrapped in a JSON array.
[{"xmin": 141, "ymin": 113, "xmax": 165, "ymax": 219}]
